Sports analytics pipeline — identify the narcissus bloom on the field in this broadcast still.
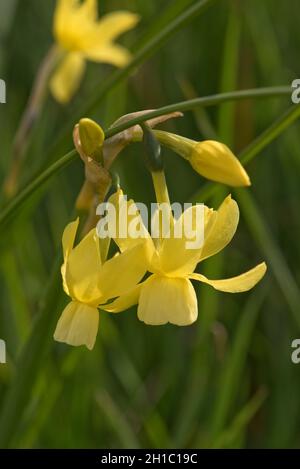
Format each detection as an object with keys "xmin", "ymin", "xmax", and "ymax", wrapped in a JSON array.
[
  {"xmin": 153, "ymin": 131, "xmax": 250, "ymax": 187},
  {"xmin": 54, "ymin": 218, "xmax": 146, "ymax": 349},
  {"xmin": 104, "ymin": 190, "xmax": 266, "ymax": 325},
  {"xmin": 50, "ymin": 0, "xmax": 139, "ymax": 103}
]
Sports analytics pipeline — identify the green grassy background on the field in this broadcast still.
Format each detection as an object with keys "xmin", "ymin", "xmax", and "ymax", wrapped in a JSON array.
[{"xmin": 0, "ymin": 0, "xmax": 300, "ymax": 448}]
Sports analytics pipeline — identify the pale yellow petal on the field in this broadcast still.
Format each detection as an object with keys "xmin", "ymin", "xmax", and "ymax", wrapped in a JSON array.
[
  {"xmin": 101, "ymin": 284, "xmax": 141, "ymax": 313},
  {"xmin": 50, "ymin": 52, "xmax": 86, "ymax": 103},
  {"xmin": 190, "ymin": 140, "xmax": 251, "ymax": 187},
  {"xmin": 98, "ymin": 243, "xmax": 148, "ymax": 302},
  {"xmin": 84, "ymin": 43, "xmax": 132, "ymax": 66},
  {"xmin": 78, "ymin": 0, "xmax": 97, "ymax": 21},
  {"xmin": 200, "ymin": 195, "xmax": 239, "ymax": 262},
  {"xmin": 62, "ymin": 218, "xmax": 79, "ymax": 260},
  {"xmin": 106, "ymin": 189, "xmax": 155, "ymax": 264},
  {"xmin": 83, "ymin": 11, "xmax": 139, "ymax": 48},
  {"xmin": 189, "ymin": 262, "xmax": 267, "ymax": 293},
  {"xmin": 138, "ymin": 275, "xmax": 198, "ymax": 326},
  {"xmin": 65, "ymin": 228, "xmax": 102, "ymax": 304},
  {"xmin": 54, "ymin": 0, "xmax": 97, "ymax": 49},
  {"xmin": 54, "ymin": 301, "xmax": 99, "ymax": 350},
  {"xmin": 158, "ymin": 205, "xmax": 214, "ymax": 276},
  {"xmin": 61, "ymin": 218, "xmax": 79, "ymax": 296},
  {"xmin": 53, "ymin": 0, "xmax": 78, "ymax": 43}
]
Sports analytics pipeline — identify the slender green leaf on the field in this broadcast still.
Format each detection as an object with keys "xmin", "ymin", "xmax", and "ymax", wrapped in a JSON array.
[
  {"xmin": 235, "ymin": 188, "xmax": 300, "ymax": 330},
  {"xmin": 211, "ymin": 288, "xmax": 266, "ymax": 437},
  {"xmin": 211, "ymin": 387, "xmax": 268, "ymax": 449}
]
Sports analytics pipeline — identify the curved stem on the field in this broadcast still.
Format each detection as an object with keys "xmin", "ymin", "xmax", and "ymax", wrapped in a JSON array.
[
  {"xmin": 105, "ymin": 87, "xmax": 291, "ymax": 139},
  {"xmin": 0, "ymin": 87, "xmax": 294, "ymax": 229},
  {"xmin": 3, "ymin": 45, "xmax": 61, "ymax": 198}
]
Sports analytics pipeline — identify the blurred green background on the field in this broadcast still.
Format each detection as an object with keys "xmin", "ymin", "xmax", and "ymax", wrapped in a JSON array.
[{"xmin": 0, "ymin": 0, "xmax": 300, "ymax": 449}]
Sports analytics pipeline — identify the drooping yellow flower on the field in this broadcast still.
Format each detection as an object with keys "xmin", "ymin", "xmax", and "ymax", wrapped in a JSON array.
[
  {"xmin": 153, "ymin": 130, "xmax": 250, "ymax": 187},
  {"xmin": 50, "ymin": 0, "xmax": 139, "ymax": 103},
  {"xmin": 103, "ymin": 190, "xmax": 266, "ymax": 325},
  {"xmin": 54, "ymin": 217, "xmax": 147, "ymax": 349}
]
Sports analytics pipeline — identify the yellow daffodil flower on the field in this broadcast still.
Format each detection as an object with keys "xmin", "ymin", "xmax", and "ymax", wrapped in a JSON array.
[
  {"xmin": 50, "ymin": 0, "xmax": 139, "ymax": 103},
  {"xmin": 104, "ymin": 190, "xmax": 266, "ymax": 326},
  {"xmin": 153, "ymin": 130, "xmax": 250, "ymax": 187},
  {"xmin": 54, "ymin": 217, "xmax": 147, "ymax": 349}
]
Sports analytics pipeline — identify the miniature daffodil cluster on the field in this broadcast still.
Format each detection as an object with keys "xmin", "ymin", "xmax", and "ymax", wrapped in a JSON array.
[
  {"xmin": 103, "ymin": 189, "xmax": 266, "ymax": 325},
  {"xmin": 54, "ymin": 217, "xmax": 147, "ymax": 349},
  {"xmin": 51, "ymin": 0, "xmax": 139, "ymax": 103},
  {"xmin": 54, "ymin": 113, "xmax": 266, "ymax": 350}
]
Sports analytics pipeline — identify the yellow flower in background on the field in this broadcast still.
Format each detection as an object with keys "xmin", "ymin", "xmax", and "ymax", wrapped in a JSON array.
[
  {"xmin": 153, "ymin": 130, "xmax": 250, "ymax": 187},
  {"xmin": 54, "ymin": 218, "xmax": 147, "ymax": 349},
  {"xmin": 50, "ymin": 0, "xmax": 140, "ymax": 103},
  {"xmin": 104, "ymin": 190, "xmax": 266, "ymax": 326}
]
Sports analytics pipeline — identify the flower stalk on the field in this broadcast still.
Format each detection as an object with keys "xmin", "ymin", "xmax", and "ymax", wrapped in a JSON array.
[
  {"xmin": 151, "ymin": 171, "xmax": 170, "ymax": 206},
  {"xmin": 3, "ymin": 45, "xmax": 61, "ymax": 198}
]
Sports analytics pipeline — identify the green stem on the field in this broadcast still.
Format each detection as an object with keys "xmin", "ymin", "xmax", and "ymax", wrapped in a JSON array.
[
  {"xmin": 151, "ymin": 171, "xmax": 171, "ymax": 248},
  {"xmin": 0, "ymin": 88, "xmax": 294, "ymax": 229},
  {"xmin": 0, "ymin": 150, "xmax": 76, "ymax": 228},
  {"xmin": 151, "ymin": 171, "xmax": 170, "ymax": 205},
  {"xmin": 3, "ymin": 45, "xmax": 61, "ymax": 198},
  {"xmin": 106, "ymin": 87, "xmax": 290, "ymax": 139}
]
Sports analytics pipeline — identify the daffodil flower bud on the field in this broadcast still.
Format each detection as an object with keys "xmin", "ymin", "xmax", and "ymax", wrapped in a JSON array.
[
  {"xmin": 79, "ymin": 118, "xmax": 105, "ymax": 163},
  {"xmin": 154, "ymin": 130, "xmax": 251, "ymax": 187}
]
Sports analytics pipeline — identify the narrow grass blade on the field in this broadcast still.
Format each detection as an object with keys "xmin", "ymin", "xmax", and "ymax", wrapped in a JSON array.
[
  {"xmin": 210, "ymin": 387, "xmax": 268, "ymax": 448},
  {"xmin": 211, "ymin": 287, "xmax": 266, "ymax": 438},
  {"xmin": 235, "ymin": 188, "xmax": 300, "ymax": 330},
  {"xmin": 0, "ymin": 255, "xmax": 62, "ymax": 447}
]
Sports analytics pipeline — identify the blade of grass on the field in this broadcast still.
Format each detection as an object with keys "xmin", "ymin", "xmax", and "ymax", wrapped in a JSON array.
[
  {"xmin": 100, "ymin": 314, "xmax": 171, "ymax": 448},
  {"xmin": 210, "ymin": 287, "xmax": 267, "ymax": 438},
  {"xmin": 95, "ymin": 391, "xmax": 140, "ymax": 449},
  {"xmin": 240, "ymin": 105, "xmax": 300, "ymax": 165},
  {"xmin": 210, "ymin": 387, "xmax": 268, "ymax": 449},
  {"xmin": 0, "ymin": 149, "xmax": 76, "ymax": 228},
  {"xmin": 235, "ymin": 188, "xmax": 300, "ymax": 330},
  {"xmin": 1, "ymin": 249, "xmax": 30, "ymax": 343},
  {"xmin": 137, "ymin": 0, "xmax": 196, "ymax": 50},
  {"xmin": 0, "ymin": 254, "xmax": 63, "ymax": 447}
]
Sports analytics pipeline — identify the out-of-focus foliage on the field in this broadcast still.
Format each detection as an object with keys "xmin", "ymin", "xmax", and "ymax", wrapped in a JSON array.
[{"xmin": 0, "ymin": 0, "xmax": 300, "ymax": 449}]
